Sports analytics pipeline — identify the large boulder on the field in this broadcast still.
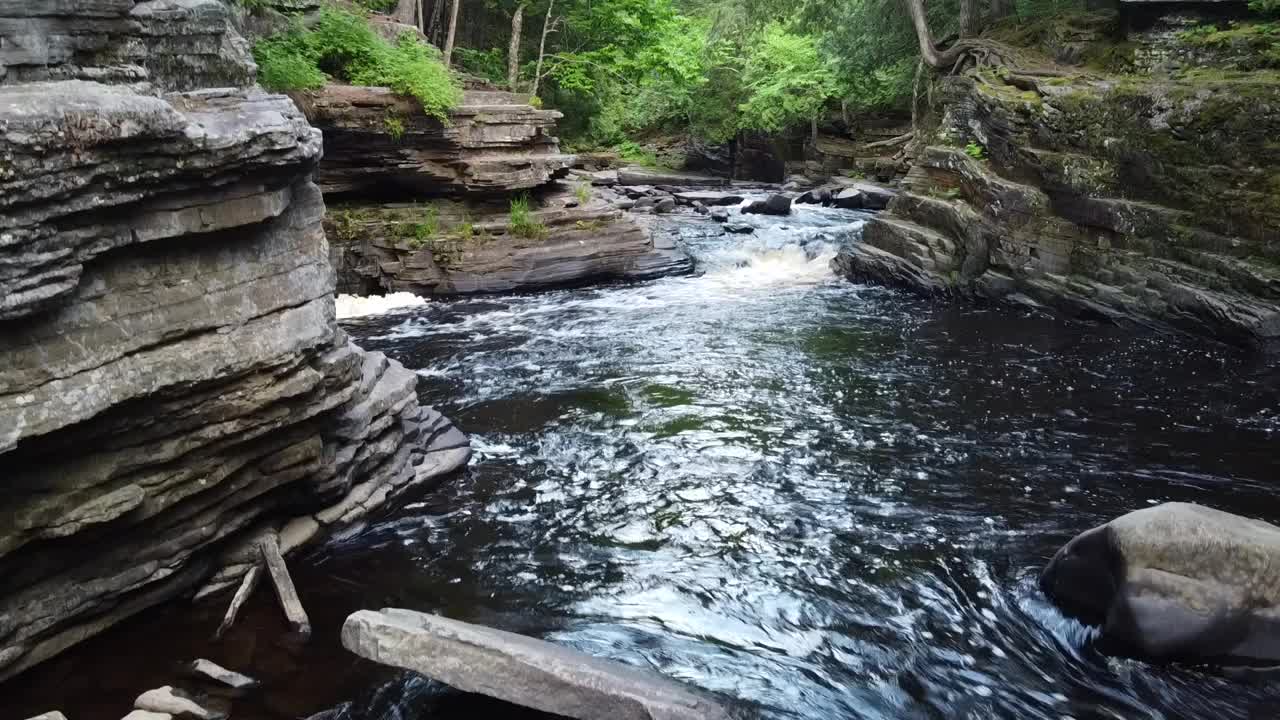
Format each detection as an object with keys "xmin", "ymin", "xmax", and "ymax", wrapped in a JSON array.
[
  {"xmin": 742, "ymin": 194, "xmax": 792, "ymax": 216},
  {"xmin": 341, "ymin": 609, "xmax": 733, "ymax": 720},
  {"xmin": 1041, "ymin": 503, "xmax": 1280, "ymax": 664}
]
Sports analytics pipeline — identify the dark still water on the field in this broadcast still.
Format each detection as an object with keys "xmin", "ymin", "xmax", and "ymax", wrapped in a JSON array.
[{"xmin": 9, "ymin": 204, "xmax": 1280, "ymax": 720}]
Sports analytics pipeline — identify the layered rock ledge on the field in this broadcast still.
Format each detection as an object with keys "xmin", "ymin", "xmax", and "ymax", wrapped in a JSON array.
[
  {"xmin": 327, "ymin": 188, "xmax": 692, "ymax": 296},
  {"xmin": 834, "ymin": 18, "xmax": 1280, "ymax": 349},
  {"xmin": 0, "ymin": 0, "xmax": 468, "ymax": 682},
  {"xmin": 301, "ymin": 84, "xmax": 574, "ymax": 196}
]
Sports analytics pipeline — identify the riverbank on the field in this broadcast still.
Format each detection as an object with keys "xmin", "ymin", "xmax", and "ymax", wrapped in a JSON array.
[{"xmin": 10, "ymin": 200, "xmax": 1280, "ymax": 720}]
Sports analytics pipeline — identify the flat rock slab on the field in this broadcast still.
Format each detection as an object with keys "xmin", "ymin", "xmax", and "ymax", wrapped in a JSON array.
[
  {"xmin": 342, "ymin": 608, "xmax": 733, "ymax": 720},
  {"xmin": 617, "ymin": 167, "xmax": 728, "ymax": 188},
  {"xmin": 673, "ymin": 192, "xmax": 744, "ymax": 206}
]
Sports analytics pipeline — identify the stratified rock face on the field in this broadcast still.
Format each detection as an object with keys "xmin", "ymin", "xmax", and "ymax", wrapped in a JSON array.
[
  {"xmin": 326, "ymin": 190, "xmax": 693, "ymax": 297},
  {"xmin": 342, "ymin": 608, "xmax": 734, "ymax": 720},
  {"xmin": 0, "ymin": 0, "xmax": 255, "ymax": 89},
  {"xmin": 301, "ymin": 84, "xmax": 574, "ymax": 196},
  {"xmin": 0, "ymin": 1, "xmax": 468, "ymax": 681},
  {"xmin": 834, "ymin": 25, "xmax": 1280, "ymax": 348}
]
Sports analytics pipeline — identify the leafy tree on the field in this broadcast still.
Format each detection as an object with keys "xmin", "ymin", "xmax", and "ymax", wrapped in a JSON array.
[{"xmin": 737, "ymin": 23, "xmax": 837, "ymax": 132}]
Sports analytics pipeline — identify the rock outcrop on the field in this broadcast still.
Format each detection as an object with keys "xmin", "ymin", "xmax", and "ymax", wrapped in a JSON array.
[
  {"xmin": 342, "ymin": 608, "xmax": 734, "ymax": 720},
  {"xmin": 327, "ymin": 189, "xmax": 692, "ymax": 296},
  {"xmin": 834, "ymin": 12, "xmax": 1280, "ymax": 348},
  {"xmin": 0, "ymin": 0, "xmax": 468, "ymax": 682},
  {"xmin": 313, "ymin": 86, "xmax": 694, "ymax": 296},
  {"xmin": 300, "ymin": 83, "xmax": 574, "ymax": 196}
]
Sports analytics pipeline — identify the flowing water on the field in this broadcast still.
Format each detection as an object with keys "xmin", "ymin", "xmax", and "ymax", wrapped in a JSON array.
[{"xmin": 9, "ymin": 202, "xmax": 1280, "ymax": 720}]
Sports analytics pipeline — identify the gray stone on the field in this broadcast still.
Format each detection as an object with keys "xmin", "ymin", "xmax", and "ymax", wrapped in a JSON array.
[
  {"xmin": 187, "ymin": 659, "xmax": 259, "ymax": 693},
  {"xmin": 24, "ymin": 713, "xmax": 68, "ymax": 720},
  {"xmin": 1042, "ymin": 503, "xmax": 1280, "ymax": 664},
  {"xmin": 134, "ymin": 687, "xmax": 222, "ymax": 720},
  {"xmin": 342, "ymin": 609, "xmax": 733, "ymax": 720},
  {"xmin": 742, "ymin": 194, "xmax": 792, "ymax": 216},
  {"xmin": 831, "ymin": 188, "xmax": 866, "ymax": 209},
  {"xmin": 672, "ymin": 191, "xmax": 744, "ymax": 206},
  {"xmin": 710, "ymin": 210, "xmax": 730, "ymax": 222},
  {"xmin": 723, "ymin": 223, "xmax": 755, "ymax": 234},
  {"xmin": 654, "ymin": 197, "xmax": 677, "ymax": 214}
]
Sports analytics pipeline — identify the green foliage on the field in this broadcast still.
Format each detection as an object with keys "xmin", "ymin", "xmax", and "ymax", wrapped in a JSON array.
[
  {"xmin": 574, "ymin": 182, "xmax": 592, "ymax": 204},
  {"xmin": 615, "ymin": 140, "xmax": 660, "ymax": 166},
  {"xmin": 354, "ymin": 0, "xmax": 398, "ymax": 12},
  {"xmin": 384, "ymin": 113, "xmax": 406, "ymax": 141},
  {"xmin": 529, "ymin": 95, "xmax": 544, "ymax": 108},
  {"xmin": 737, "ymin": 23, "xmax": 837, "ymax": 132},
  {"xmin": 413, "ymin": 205, "xmax": 440, "ymax": 242},
  {"xmin": 965, "ymin": 141, "xmax": 988, "ymax": 160},
  {"xmin": 1178, "ymin": 21, "xmax": 1280, "ymax": 68},
  {"xmin": 1253, "ymin": 0, "xmax": 1280, "ymax": 15},
  {"xmin": 252, "ymin": 8, "xmax": 461, "ymax": 119},
  {"xmin": 508, "ymin": 195, "xmax": 548, "ymax": 239},
  {"xmin": 455, "ymin": 47, "xmax": 508, "ymax": 84}
]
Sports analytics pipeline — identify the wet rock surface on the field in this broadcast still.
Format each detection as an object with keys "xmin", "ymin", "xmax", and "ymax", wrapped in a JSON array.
[
  {"xmin": 341, "ymin": 608, "xmax": 734, "ymax": 720},
  {"xmin": 0, "ymin": 0, "xmax": 468, "ymax": 684}
]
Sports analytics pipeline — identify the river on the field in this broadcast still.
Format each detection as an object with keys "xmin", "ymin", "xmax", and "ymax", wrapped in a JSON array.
[{"xmin": 10, "ymin": 202, "xmax": 1280, "ymax": 720}]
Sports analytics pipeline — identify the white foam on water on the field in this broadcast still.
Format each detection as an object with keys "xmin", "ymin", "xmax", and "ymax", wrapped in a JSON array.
[{"xmin": 334, "ymin": 292, "xmax": 427, "ymax": 319}]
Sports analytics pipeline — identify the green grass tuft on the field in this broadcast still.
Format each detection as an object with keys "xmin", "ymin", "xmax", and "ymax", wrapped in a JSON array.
[{"xmin": 508, "ymin": 194, "xmax": 549, "ymax": 239}]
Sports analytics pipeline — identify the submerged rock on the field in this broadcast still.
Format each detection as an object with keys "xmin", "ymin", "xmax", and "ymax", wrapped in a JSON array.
[
  {"xmin": 742, "ymin": 194, "xmax": 792, "ymax": 216},
  {"xmin": 724, "ymin": 223, "xmax": 755, "ymax": 234},
  {"xmin": 341, "ymin": 608, "xmax": 733, "ymax": 720},
  {"xmin": 1042, "ymin": 503, "xmax": 1280, "ymax": 665}
]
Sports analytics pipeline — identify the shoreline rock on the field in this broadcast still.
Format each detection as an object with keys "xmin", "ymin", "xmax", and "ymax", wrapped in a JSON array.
[{"xmin": 341, "ymin": 608, "xmax": 734, "ymax": 720}]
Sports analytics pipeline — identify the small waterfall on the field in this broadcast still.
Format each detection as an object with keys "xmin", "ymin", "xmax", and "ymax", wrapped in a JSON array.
[{"xmin": 335, "ymin": 292, "xmax": 428, "ymax": 319}]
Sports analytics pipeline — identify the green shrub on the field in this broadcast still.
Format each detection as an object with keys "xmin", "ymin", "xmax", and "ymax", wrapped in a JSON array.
[
  {"xmin": 964, "ymin": 141, "xmax": 988, "ymax": 160},
  {"xmin": 574, "ymin": 182, "xmax": 592, "ymax": 205},
  {"xmin": 413, "ymin": 204, "xmax": 440, "ymax": 241},
  {"xmin": 355, "ymin": 0, "xmax": 398, "ymax": 12},
  {"xmin": 615, "ymin": 140, "xmax": 660, "ymax": 167},
  {"xmin": 1252, "ymin": 0, "xmax": 1280, "ymax": 16},
  {"xmin": 454, "ymin": 47, "xmax": 508, "ymax": 85},
  {"xmin": 508, "ymin": 195, "xmax": 548, "ymax": 239},
  {"xmin": 252, "ymin": 8, "xmax": 461, "ymax": 120},
  {"xmin": 384, "ymin": 114, "xmax": 406, "ymax": 141}
]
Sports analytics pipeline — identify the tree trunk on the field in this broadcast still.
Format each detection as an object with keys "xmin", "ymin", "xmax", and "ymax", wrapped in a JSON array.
[
  {"xmin": 531, "ymin": 0, "xmax": 555, "ymax": 97},
  {"xmin": 989, "ymin": 0, "xmax": 1015, "ymax": 21},
  {"xmin": 442, "ymin": 0, "xmax": 460, "ymax": 66},
  {"xmin": 959, "ymin": 0, "xmax": 978, "ymax": 37},
  {"xmin": 507, "ymin": 3, "xmax": 525, "ymax": 92},
  {"xmin": 392, "ymin": 0, "xmax": 416, "ymax": 26},
  {"xmin": 902, "ymin": 0, "xmax": 966, "ymax": 68}
]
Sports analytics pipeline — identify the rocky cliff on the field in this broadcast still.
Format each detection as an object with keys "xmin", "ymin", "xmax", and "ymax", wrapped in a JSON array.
[
  {"xmin": 0, "ymin": 0, "xmax": 469, "ymax": 681},
  {"xmin": 835, "ymin": 11, "xmax": 1280, "ymax": 348},
  {"xmin": 302, "ymin": 79, "xmax": 692, "ymax": 296}
]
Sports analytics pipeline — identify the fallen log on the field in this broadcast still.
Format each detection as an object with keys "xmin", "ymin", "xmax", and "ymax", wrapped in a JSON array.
[{"xmin": 260, "ymin": 535, "xmax": 311, "ymax": 639}]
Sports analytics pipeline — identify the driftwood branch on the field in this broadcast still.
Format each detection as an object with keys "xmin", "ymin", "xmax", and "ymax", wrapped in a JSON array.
[
  {"xmin": 214, "ymin": 564, "xmax": 261, "ymax": 640},
  {"xmin": 260, "ymin": 535, "xmax": 311, "ymax": 639},
  {"xmin": 864, "ymin": 132, "xmax": 914, "ymax": 150}
]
